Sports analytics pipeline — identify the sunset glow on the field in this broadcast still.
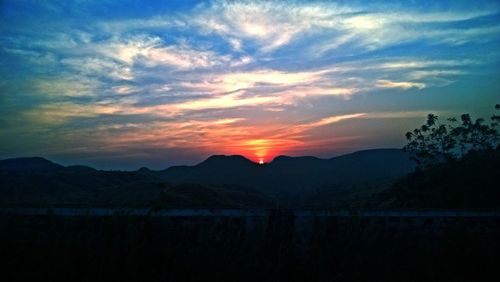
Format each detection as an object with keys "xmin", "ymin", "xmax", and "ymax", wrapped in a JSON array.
[{"xmin": 0, "ymin": 0, "xmax": 499, "ymax": 169}]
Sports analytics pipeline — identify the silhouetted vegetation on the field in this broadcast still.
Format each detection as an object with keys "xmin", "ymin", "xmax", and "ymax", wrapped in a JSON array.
[
  {"xmin": 404, "ymin": 105, "xmax": 499, "ymax": 168},
  {"xmin": 379, "ymin": 147, "xmax": 500, "ymax": 208},
  {"xmin": 380, "ymin": 106, "xmax": 500, "ymax": 208}
]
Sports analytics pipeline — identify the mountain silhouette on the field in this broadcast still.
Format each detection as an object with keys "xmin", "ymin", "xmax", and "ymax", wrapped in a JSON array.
[
  {"xmin": 198, "ymin": 155, "xmax": 255, "ymax": 167},
  {"xmin": 155, "ymin": 149, "xmax": 414, "ymax": 200},
  {"xmin": 0, "ymin": 157, "xmax": 64, "ymax": 172},
  {"xmin": 0, "ymin": 148, "xmax": 415, "ymax": 208}
]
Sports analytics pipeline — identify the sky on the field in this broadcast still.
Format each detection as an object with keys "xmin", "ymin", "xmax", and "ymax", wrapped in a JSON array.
[{"xmin": 0, "ymin": 0, "xmax": 499, "ymax": 169}]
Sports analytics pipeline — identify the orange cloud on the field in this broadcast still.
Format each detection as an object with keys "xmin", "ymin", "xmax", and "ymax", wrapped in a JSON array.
[{"xmin": 91, "ymin": 113, "xmax": 366, "ymax": 163}]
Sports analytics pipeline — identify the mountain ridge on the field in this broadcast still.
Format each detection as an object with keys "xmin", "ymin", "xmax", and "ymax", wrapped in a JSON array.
[
  {"xmin": 0, "ymin": 148, "xmax": 415, "ymax": 208},
  {"xmin": 0, "ymin": 157, "xmax": 64, "ymax": 172},
  {"xmin": 0, "ymin": 148, "xmax": 408, "ymax": 172}
]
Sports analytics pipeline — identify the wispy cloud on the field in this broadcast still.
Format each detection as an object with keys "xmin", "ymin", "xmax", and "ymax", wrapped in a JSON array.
[
  {"xmin": 188, "ymin": 1, "xmax": 354, "ymax": 52},
  {"xmin": 376, "ymin": 80, "xmax": 426, "ymax": 90},
  {"xmin": 1, "ymin": 0, "xmax": 499, "ymax": 167},
  {"xmin": 301, "ymin": 113, "xmax": 367, "ymax": 129}
]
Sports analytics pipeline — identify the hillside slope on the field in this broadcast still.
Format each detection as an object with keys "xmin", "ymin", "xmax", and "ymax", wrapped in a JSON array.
[{"xmin": 0, "ymin": 149, "xmax": 414, "ymax": 208}]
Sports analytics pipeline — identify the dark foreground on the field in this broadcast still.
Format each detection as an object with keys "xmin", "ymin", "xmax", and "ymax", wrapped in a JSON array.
[{"xmin": 1, "ymin": 209, "xmax": 499, "ymax": 282}]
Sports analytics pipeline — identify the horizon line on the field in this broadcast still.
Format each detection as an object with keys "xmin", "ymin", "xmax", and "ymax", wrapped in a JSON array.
[{"xmin": 0, "ymin": 147, "xmax": 404, "ymax": 171}]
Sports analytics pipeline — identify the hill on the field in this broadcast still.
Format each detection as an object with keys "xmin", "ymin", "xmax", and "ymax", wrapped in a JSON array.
[
  {"xmin": 0, "ymin": 149, "xmax": 415, "ymax": 208},
  {"xmin": 155, "ymin": 149, "xmax": 415, "ymax": 204},
  {"xmin": 0, "ymin": 157, "xmax": 64, "ymax": 172}
]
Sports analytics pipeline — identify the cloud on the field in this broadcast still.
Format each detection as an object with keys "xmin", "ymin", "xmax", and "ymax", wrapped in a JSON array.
[
  {"xmin": 61, "ymin": 57, "xmax": 134, "ymax": 80},
  {"xmin": 218, "ymin": 69, "xmax": 324, "ymax": 91},
  {"xmin": 378, "ymin": 59, "xmax": 477, "ymax": 70},
  {"xmin": 376, "ymin": 80, "xmax": 426, "ymax": 90},
  {"xmin": 285, "ymin": 113, "xmax": 367, "ymax": 136},
  {"xmin": 229, "ymin": 55, "xmax": 253, "ymax": 67},
  {"xmin": 112, "ymin": 85, "xmax": 138, "ymax": 95},
  {"xmin": 24, "ymin": 103, "xmax": 125, "ymax": 125},
  {"xmin": 276, "ymin": 86, "xmax": 359, "ymax": 101},
  {"xmin": 91, "ymin": 118, "xmax": 256, "ymax": 153},
  {"xmin": 142, "ymin": 43, "xmax": 229, "ymax": 69},
  {"xmin": 310, "ymin": 7, "xmax": 500, "ymax": 54},
  {"xmin": 173, "ymin": 68, "xmax": 326, "ymax": 95},
  {"xmin": 188, "ymin": 1, "xmax": 355, "ymax": 52},
  {"xmin": 228, "ymin": 38, "xmax": 242, "ymax": 51},
  {"xmin": 34, "ymin": 77, "xmax": 103, "ymax": 97},
  {"xmin": 84, "ymin": 112, "xmax": 368, "ymax": 161},
  {"xmin": 99, "ymin": 2, "xmax": 499, "ymax": 55},
  {"xmin": 1, "ymin": 0, "xmax": 499, "ymax": 166},
  {"xmin": 408, "ymin": 70, "xmax": 466, "ymax": 80},
  {"xmin": 364, "ymin": 110, "xmax": 447, "ymax": 119},
  {"xmin": 162, "ymin": 92, "xmax": 280, "ymax": 113},
  {"xmin": 98, "ymin": 35, "xmax": 229, "ymax": 70}
]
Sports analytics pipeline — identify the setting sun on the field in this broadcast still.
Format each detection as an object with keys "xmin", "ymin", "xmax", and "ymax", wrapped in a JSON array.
[
  {"xmin": 1, "ymin": 1, "xmax": 499, "ymax": 280},
  {"xmin": 1, "ymin": 0, "xmax": 497, "ymax": 173}
]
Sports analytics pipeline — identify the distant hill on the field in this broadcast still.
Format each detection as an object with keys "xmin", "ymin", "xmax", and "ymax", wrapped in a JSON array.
[
  {"xmin": 0, "ymin": 149, "xmax": 415, "ymax": 208},
  {"xmin": 155, "ymin": 149, "xmax": 415, "ymax": 203},
  {"xmin": 0, "ymin": 157, "xmax": 64, "ymax": 172}
]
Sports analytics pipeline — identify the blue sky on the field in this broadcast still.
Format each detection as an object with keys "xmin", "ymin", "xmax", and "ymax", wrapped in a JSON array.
[{"xmin": 1, "ymin": 0, "xmax": 499, "ymax": 169}]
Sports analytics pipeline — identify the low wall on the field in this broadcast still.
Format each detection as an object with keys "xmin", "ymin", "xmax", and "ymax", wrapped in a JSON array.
[{"xmin": 1, "ymin": 209, "xmax": 499, "ymax": 282}]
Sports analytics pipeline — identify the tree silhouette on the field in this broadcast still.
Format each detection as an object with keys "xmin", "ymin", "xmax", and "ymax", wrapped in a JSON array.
[{"xmin": 404, "ymin": 105, "xmax": 499, "ymax": 168}]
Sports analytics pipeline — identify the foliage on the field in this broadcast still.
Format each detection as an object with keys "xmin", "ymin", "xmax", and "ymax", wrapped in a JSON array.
[
  {"xmin": 379, "ymin": 147, "xmax": 500, "ymax": 208},
  {"xmin": 385, "ymin": 105, "xmax": 500, "ymax": 208},
  {"xmin": 404, "ymin": 104, "xmax": 500, "ymax": 168}
]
